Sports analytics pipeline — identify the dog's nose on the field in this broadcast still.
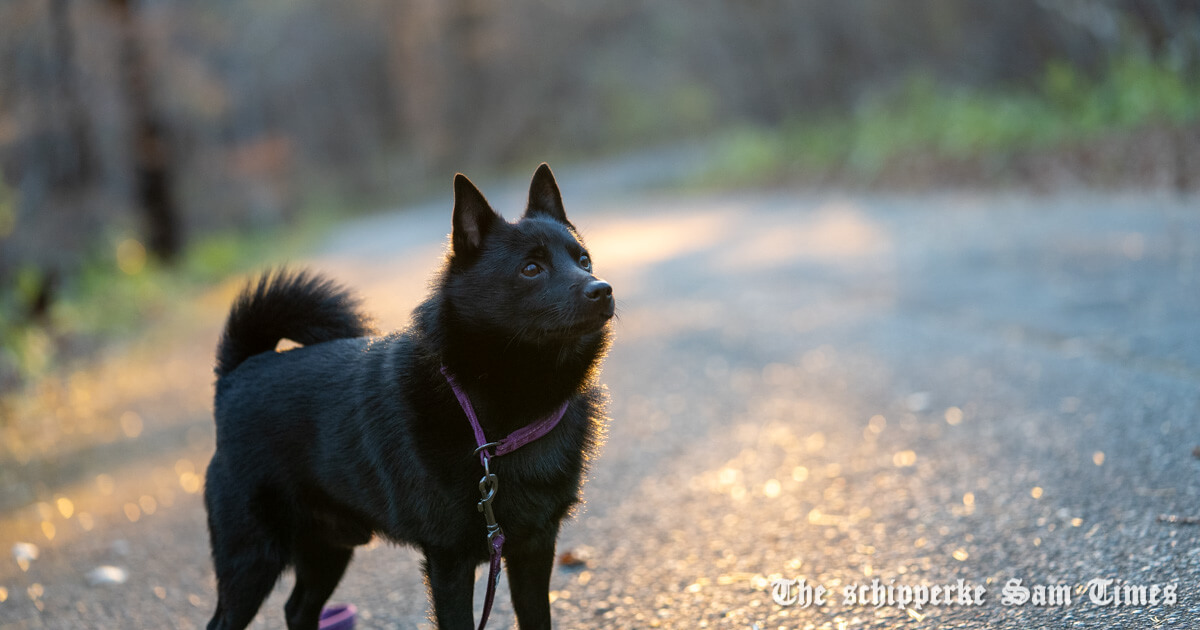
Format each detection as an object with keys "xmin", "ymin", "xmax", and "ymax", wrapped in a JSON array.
[{"xmin": 584, "ymin": 280, "xmax": 613, "ymax": 301}]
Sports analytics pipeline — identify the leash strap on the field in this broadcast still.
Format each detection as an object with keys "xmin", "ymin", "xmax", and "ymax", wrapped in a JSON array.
[
  {"xmin": 440, "ymin": 366, "xmax": 569, "ymax": 630},
  {"xmin": 478, "ymin": 529, "xmax": 505, "ymax": 629}
]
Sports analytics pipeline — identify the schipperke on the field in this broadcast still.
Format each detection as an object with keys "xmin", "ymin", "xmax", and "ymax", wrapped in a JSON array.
[{"xmin": 204, "ymin": 164, "xmax": 614, "ymax": 630}]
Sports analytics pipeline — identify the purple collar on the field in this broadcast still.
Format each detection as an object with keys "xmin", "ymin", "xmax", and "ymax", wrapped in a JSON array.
[{"xmin": 440, "ymin": 366, "xmax": 570, "ymax": 464}]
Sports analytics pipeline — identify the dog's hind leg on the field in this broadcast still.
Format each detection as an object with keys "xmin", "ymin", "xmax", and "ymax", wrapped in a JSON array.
[
  {"xmin": 284, "ymin": 539, "xmax": 353, "ymax": 630},
  {"xmin": 206, "ymin": 545, "xmax": 285, "ymax": 630},
  {"xmin": 205, "ymin": 469, "xmax": 288, "ymax": 630}
]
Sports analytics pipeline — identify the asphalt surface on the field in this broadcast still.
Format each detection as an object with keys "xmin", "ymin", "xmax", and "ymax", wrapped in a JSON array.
[{"xmin": 1, "ymin": 178, "xmax": 1198, "ymax": 629}]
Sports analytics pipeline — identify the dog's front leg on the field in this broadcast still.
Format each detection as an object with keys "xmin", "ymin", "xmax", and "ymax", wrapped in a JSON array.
[
  {"xmin": 422, "ymin": 547, "xmax": 476, "ymax": 630},
  {"xmin": 505, "ymin": 541, "xmax": 556, "ymax": 630}
]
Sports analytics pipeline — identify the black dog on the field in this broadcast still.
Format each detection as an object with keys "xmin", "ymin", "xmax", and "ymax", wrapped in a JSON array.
[{"xmin": 204, "ymin": 164, "xmax": 613, "ymax": 630}]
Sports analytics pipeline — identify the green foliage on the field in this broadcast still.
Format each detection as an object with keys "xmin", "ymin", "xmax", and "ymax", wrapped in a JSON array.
[
  {"xmin": 712, "ymin": 126, "xmax": 788, "ymax": 183},
  {"xmin": 703, "ymin": 52, "xmax": 1200, "ymax": 186},
  {"xmin": 0, "ymin": 180, "xmax": 14, "ymax": 239},
  {"xmin": 1, "ymin": 212, "xmax": 327, "ymax": 386},
  {"xmin": 600, "ymin": 74, "xmax": 719, "ymax": 149},
  {"xmin": 1, "ymin": 266, "xmax": 54, "ymax": 380}
]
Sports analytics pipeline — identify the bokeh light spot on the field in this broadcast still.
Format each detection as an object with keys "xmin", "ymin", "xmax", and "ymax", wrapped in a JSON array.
[
  {"xmin": 893, "ymin": 450, "xmax": 917, "ymax": 467},
  {"xmin": 120, "ymin": 412, "xmax": 144, "ymax": 438},
  {"xmin": 116, "ymin": 239, "xmax": 147, "ymax": 275}
]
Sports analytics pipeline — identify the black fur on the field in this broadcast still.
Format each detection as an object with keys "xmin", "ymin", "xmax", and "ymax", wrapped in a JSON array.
[{"xmin": 204, "ymin": 164, "xmax": 613, "ymax": 630}]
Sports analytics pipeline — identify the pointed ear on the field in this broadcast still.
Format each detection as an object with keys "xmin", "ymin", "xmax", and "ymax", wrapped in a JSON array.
[
  {"xmin": 452, "ymin": 173, "xmax": 499, "ymax": 257},
  {"xmin": 523, "ymin": 163, "xmax": 571, "ymax": 225}
]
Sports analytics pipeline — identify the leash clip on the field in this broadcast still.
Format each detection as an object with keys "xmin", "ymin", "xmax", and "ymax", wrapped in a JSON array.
[{"xmin": 477, "ymin": 468, "xmax": 502, "ymax": 554}]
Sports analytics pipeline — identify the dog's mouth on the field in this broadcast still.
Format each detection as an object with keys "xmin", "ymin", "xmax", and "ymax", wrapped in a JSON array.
[{"xmin": 538, "ymin": 312, "xmax": 613, "ymax": 340}]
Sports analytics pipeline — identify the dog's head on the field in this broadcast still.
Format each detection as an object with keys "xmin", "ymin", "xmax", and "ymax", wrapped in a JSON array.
[{"xmin": 442, "ymin": 164, "xmax": 615, "ymax": 346}]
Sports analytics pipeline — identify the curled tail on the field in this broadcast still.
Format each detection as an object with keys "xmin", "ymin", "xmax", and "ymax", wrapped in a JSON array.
[{"xmin": 215, "ymin": 269, "xmax": 374, "ymax": 378}]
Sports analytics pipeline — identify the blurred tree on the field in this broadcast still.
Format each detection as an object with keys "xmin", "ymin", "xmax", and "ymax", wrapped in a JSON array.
[
  {"xmin": 1121, "ymin": 0, "xmax": 1200, "ymax": 68},
  {"xmin": 0, "ymin": 0, "xmax": 98, "ymax": 319},
  {"xmin": 390, "ymin": 0, "xmax": 454, "ymax": 169},
  {"xmin": 47, "ymin": 0, "xmax": 97, "ymax": 194},
  {"xmin": 110, "ymin": 0, "xmax": 180, "ymax": 262}
]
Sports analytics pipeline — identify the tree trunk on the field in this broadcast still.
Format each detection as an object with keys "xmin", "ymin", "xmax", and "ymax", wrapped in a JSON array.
[
  {"xmin": 110, "ymin": 0, "xmax": 181, "ymax": 262},
  {"xmin": 48, "ymin": 0, "xmax": 96, "ymax": 190}
]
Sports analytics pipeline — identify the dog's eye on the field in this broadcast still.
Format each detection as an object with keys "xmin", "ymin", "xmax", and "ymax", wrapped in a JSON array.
[
  {"xmin": 521, "ymin": 263, "xmax": 542, "ymax": 278},
  {"xmin": 579, "ymin": 254, "xmax": 591, "ymax": 271}
]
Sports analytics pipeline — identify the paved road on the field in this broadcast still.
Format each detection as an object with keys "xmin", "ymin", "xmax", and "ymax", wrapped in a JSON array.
[{"xmin": 1, "ymin": 179, "xmax": 1198, "ymax": 629}]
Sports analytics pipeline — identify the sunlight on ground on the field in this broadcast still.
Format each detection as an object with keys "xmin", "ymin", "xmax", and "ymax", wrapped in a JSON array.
[
  {"xmin": 0, "ymin": 450, "xmax": 209, "ymax": 552},
  {"xmin": 586, "ymin": 210, "xmax": 733, "ymax": 271},
  {"xmin": 588, "ymin": 198, "xmax": 895, "ymax": 346},
  {"xmin": 717, "ymin": 200, "xmax": 891, "ymax": 271},
  {"xmin": 0, "ymin": 355, "xmax": 210, "ymax": 466},
  {"xmin": 587, "ymin": 199, "xmax": 891, "ymax": 292}
]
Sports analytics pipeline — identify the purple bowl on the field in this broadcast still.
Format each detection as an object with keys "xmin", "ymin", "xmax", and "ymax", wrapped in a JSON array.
[{"xmin": 319, "ymin": 603, "xmax": 356, "ymax": 630}]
